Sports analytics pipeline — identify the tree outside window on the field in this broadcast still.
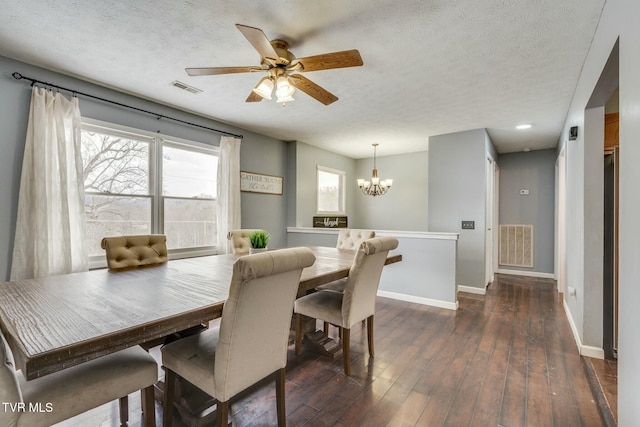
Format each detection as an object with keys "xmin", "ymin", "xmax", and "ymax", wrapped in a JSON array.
[{"xmin": 80, "ymin": 122, "xmax": 218, "ymax": 259}]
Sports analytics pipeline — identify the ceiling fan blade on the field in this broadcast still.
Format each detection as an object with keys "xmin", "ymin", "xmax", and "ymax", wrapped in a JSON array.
[
  {"xmin": 235, "ymin": 24, "xmax": 279, "ymax": 61},
  {"xmin": 289, "ymin": 74, "xmax": 338, "ymax": 105},
  {"xmin": 246, "ymin": 91, "xmax": 264, "ymax": 102},
  {"xmin": 292, "ymin": 50, "xmax": 363, "ymax": 72},
  {"xmin": 185, "ymin": 66, "xmax": 261, "ymax": 76}
]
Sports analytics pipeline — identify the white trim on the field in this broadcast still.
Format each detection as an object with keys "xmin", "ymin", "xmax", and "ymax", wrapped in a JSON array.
[
  {"xmin": 497, "ymin": 269, "xmax": 555, "ymax": 279},
  {"xmin": 581, "ymin": 345, "xmax": 606, "ymax": 359},
  {"xmin": 563, "ymin": 299, "xmax": 605, "ymax": 359},
  {"xmin": 377, "ymin": 290, "xmax": 458, "ymax": 311},
  {"xmin": 286, "ymin": 227, "xmax": 459, "ymax": 240},
  {"xmin": 457, "ymin": 285, "xmax": 486, "ymax": 295},
  {"xmin": 82, "ymin": 117, "xmax": 219, "ymax": 152}
]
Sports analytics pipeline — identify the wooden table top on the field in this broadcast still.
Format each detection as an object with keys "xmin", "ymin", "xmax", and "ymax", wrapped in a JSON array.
[{"xmin": 0, "ymin": 247, "xmax": 401, "ymax": 380}]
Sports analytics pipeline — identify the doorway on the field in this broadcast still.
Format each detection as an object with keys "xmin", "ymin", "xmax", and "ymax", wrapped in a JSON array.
[{"xmin": 603, "ymin": 110, "xmax": 619, "ymax": 359}]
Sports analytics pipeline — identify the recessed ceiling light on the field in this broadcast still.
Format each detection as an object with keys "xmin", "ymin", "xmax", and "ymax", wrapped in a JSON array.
[{"xmin": 516, "ymin": 124, "xmax": 532, "ymax": 130}]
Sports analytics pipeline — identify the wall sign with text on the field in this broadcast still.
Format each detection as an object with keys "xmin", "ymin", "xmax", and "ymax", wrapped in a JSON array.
[
  {"xmin": 240, "ymin": 171, "xmax": 283, "ymax": 195},
  {"xmin": 313, "ymin": 216, "xmax": 348, "ymax": 228}
]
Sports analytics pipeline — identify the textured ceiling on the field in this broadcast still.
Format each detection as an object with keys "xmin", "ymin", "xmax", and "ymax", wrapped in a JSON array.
[{"xmin": 0, "ymin": 0, "xmax": 605, "ymax": 158}]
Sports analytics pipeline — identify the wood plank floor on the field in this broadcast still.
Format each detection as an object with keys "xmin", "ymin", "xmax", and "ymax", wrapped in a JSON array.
[{"xmin": 55, "ymin": 274, "xmax": 606, "ymax": 426}]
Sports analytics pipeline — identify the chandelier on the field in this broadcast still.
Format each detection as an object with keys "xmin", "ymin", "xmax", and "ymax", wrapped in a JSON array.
[{"xmin": 357, "ymin": 144, "xmax": 393, "ymax": 197}]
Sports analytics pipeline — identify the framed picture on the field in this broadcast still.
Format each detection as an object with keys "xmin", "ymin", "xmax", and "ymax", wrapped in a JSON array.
[{"xmin": 240, "ymin": 171, "xmax": 283, "ymax": 195}]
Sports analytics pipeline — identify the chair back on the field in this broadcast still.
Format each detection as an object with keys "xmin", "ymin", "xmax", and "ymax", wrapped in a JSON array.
[
  {"xmin": 214, "ymin": 247, "xmax": 316, "ymax": 401},
  {"xmin": 226, "ymin": 229, "xmax": 260, "ymax": 254},
  {"xmin": 336, "ymin": 229, "xmax": 376, "ymax": 250},
  {"xmin": 100, "ymin": 234, "xmax": 167, "ymax": 270},
  {"xmin": 0, "ymin": 333, "xmax": 23, "ymax": 427},
  {"xmin": 342, "ymin": 237, "xmax": 399, "ymax": 328}
]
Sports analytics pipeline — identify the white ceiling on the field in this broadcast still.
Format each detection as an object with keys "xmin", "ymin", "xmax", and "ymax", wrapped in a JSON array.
[{"xmin": 0, "ymin": 0, "xmax": 605, "ymax": 158}]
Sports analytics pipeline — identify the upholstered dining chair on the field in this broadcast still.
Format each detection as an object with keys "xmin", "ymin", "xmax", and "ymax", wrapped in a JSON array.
[
  {"xmin": 226, "ymin": 229, "xmax": 260, "ymax": 254},
  {"xmin": 101, "ymin": 234, "xmax": 168, "ymax": 270},
  {"xmin": 161, "ymin": 247, "xmax": 316, "ymax": 427},
  {"xmin": 294, "ymin": 236, "xmax": 398, "ymax": 376},
  {"xmin": 318, "ymin": 229, "xmax": 377, "ymax": 295},
  {"xmin": 101, "ymin": 234, "xmax": 205, "ymax": 348},
  {"xmin": 0, "ymin": 332, "xmax": 157, "ymax": 427},
  {"xmin": 335, "ymin": 229, "xmax": 376, "ymax": 250}
]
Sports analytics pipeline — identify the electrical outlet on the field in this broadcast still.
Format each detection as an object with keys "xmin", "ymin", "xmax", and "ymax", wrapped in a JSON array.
[{"xmin": 461, "ymin": 221, "xmax": 475, "ymax": 230}]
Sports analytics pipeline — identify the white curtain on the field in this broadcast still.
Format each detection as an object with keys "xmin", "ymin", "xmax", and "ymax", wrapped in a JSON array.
[
  {"xmin": 10, "ymin": 87, "xmax": 88, "ymax": 280},
  {"xmin": 216, "ymin": 135, "xmax": 242, "ymax": 254}
]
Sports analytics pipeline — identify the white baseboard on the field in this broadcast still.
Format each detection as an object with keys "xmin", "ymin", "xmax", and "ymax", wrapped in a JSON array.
[
  {"xmin": 497, "ymin": 269, "xmax": 555, "ymax": 279},
  {"xmin": 457, "ymin": 285, "xmax": 486, "ymax": 295},
  {"xmin": 377, "ymin": 290, "xmax": 458, "ymax": 311},
  {"xmin": 563, "ymin": 299, "xmax": 605, "ymax": 359}
]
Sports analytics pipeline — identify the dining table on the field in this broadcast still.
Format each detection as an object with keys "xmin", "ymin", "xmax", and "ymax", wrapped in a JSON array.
[{"xmin": 0, "ymin": 246, "xmax": 401, "ymax": 382}]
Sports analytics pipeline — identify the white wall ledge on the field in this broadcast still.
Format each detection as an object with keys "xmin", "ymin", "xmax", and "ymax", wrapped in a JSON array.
[{"xmin": 286, "ymin": 227, "xmax": 459, "ymax": 240}]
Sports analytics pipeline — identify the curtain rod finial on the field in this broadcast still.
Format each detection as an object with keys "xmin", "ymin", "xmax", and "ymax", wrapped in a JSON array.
[{"xmin": 12, "ymin": 72, "xmax": 23, "ymax": 80}]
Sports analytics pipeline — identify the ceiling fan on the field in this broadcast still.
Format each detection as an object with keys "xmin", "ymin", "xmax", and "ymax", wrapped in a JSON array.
[{"xmin": 185, "ymin": 24, "xmax": 364, "ymax": 106}]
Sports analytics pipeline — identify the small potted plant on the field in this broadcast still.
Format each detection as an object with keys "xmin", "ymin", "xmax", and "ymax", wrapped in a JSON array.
[{"xmin": 249, "ymin": 230, "xmax": 270, "ymax": 254}]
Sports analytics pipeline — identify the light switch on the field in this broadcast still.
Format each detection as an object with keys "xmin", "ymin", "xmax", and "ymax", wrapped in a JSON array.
[{"xmin": 461, "ymin": 221, "xmax": 475, "ymax": 230}]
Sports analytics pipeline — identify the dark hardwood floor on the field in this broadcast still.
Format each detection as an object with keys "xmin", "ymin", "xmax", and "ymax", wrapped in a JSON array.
[
  {"xmin": 55, "ymin": 274, "xmax": 606, "ymax": 426},
  {"xmin": 583, "ymin": 356, "xmax": 617, "ymax": 426}
]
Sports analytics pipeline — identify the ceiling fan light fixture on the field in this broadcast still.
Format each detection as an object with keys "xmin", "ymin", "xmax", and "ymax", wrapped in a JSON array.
[
  {"xmin": 276, "ymin": 94, "xmax": 295, "ymax": 105},
  {"xmin": 275, "ymin": 76, "xmax": 295, "ymax": 98},
  {"xmin": 252, "ymin": 77, "xmax": 274, "ymax": 100}
]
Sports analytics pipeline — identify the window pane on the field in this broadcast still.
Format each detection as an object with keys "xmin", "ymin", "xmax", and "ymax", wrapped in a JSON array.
[
  {"xmin": 81, "ymin": 130, "xmax": 150, "ymax": 195},
  {"xmin": 164, "ymin": 198, "xmax": 216, "ymax": 249},
  {"xmin": 317, "ymin": 169, "xmax": 344, "ymax": 213},
  {"xmin": 84, "ymin": 195, "xmax": 151, "ymax": 256},
  {"xmin": 163, "ymin": 145, "xmax": 217, "ymax": 198}
]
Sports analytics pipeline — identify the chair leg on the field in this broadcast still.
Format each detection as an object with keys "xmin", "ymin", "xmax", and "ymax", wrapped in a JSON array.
[
  {"xmin": 342, "ymin": 327, "xmax": 351, "ymax": 376},
  {"xmin": 216, "ymin": 399, "xmax": 230, "ymax": 427},
  {"xmin": 142, "ymin": 385, "xmax": 156, "ymax": 427},
  {"xmin": 275, "ymin": 368, "xmax": 286, "ymax": 427},
  {"xmin": 323, "ymin": 321, "xmax": 329, "ymax": 334},
  {"xmin": 119, "ymin": 396, "xmax": 129, "ymax": 426},
  {"xmin": 367, "ymin": 315, "xmax": 375, "ymax": 357},
  {"xmin": 295, "ymin": 313, "xmax": 303, "ymax": 356},
  {"xmin": 163, "ymin": 369, "xmax": 176, "ymax": 427}
]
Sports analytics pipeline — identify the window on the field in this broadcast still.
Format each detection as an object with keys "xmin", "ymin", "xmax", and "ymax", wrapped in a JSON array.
[
  {"xmin": 162, "ymin": 143, "xmax": 217, "ymax": 250},
  {"xmin": 317, "ymin": 166, "xmax": 346, "ymax": 215},
  {"xmin": 81, "ymin": 120, "xmax": 218, "ymax": 262}
]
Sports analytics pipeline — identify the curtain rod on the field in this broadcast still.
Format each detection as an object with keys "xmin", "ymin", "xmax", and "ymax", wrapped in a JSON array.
[{"xmin": 11, "ymin": 72, "xmax": 243, "ymax": 139}]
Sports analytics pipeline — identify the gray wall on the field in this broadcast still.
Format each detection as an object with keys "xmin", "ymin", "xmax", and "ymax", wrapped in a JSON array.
[
  {"xmin": 498, "ymin": 149, "xmax": 556, "ymax": 274},
  {"xmin": 355, "ymin": 151, "xmax": 429, "ymax": 231},
  {"xmin": 583, "ymin": 107, "xmax": 605, "ymax": 348},
  {"xmin": 293, "ymin": 142, "xmax": 358, "ymax": 227},
  {"xmin": 559, "ymin": 0, "xmax": 640, "ymax": 421},
  {"xmin": 287, "ymin": 229, "xmax": 458, "ymax": 308},
  {"xmin": 239, "ymin": 136, "xmax": 289, "ymax": 249},
  {"xmin": 428, "ymin": 128, "xmax": 490, "ymax": 289},
  {"xmin": 0, "ymin": 55, "xmax": 288, "ymax": 280}
]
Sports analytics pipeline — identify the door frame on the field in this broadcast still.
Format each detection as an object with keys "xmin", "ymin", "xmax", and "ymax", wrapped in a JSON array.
[{"xmin": 555, "ymin": 145, "xmax": 567, "ymax": 294}]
